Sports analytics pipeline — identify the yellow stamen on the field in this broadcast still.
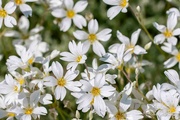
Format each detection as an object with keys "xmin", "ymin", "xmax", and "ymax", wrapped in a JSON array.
[
  {"xmin": 58, "ymin": 77, "xmax": 66, "ymax": 86},
  {"xmin": 163, "ymin": 29, "xmax": 172, "ymax": 38},
  {"xmin": 7, "ymin": 112, "xmax": 15, "ymax": 117},
  {"xmin": 176, "ymin": 52, "xmax": 180, "ymax": 62},
  {"xmin": 0, "ymin": 9, "xmax": 7, "ymax": 18},
  {"xmin": 115, "ymin": 112, "xmax": 125, "ymax": 120},
  {"xmin": 76, "ymin": 56, "xmax": 82, "ymax": 62},
  {"xmin": 117, "ymin": 65, "xmax": 123, "ymax": 71},
  {"xmin": 25, "ymin": 108, "xmax": 33, "ymax": 115},
  {"xmin": 67, "ymin": 10, "xmax": 75, "ymax": 18},
  {"xmin": 28, "ymin": 57, "xmax": 34, "ymax": 65},
  {"xmin": 18, "ymin": 77, "xmax": 25, "ymax": 85},
  {"xmin": 88, "ymin": 34, "xmax": 97, "ymax": 43},
  {"xmin": 13, "ymin": 86, "xmax": 19, "ymax": 92},
  {"xmin": 91, "ymin": 87, "xmax": 100, "ymax": 96},
  {"xmin": 119, "ymin": 0, "xmax": 128, "ymax": 8},
  {"xmin": 90, "ymin": 98, "xmax": 94, "ymax": 105},
  {"xmin": 169, "ymin": 106, "xmax": 176, "ymax": 113},
  {"xmin": 15, "ymin": 0, "xmax": 23, "ymax": 5}
]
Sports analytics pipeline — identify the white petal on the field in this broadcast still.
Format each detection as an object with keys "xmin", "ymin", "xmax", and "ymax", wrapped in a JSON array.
[
  {"xmin": 43, "ymin": 76, "xmax": 57, "ymax": 87},
  {"xmin": 167, "ymin": 13, "xmax": 177, "ymax": 30},
  {"xmin": 92, "ymin": 41, "xmax": 106, "ymax": 57},
  {"xmin": 154, "ymin": 34, "xmax": 165, "ymax": 45},
  {"xmin": 73, "ymin": 1, "xmax": 88, "ymax": 13},
  {"xmin": 167, "ymin": 37, "xmax": 177, "ymax": 45},
  {"xmin": 134, "ymin": 45, "xmax": 147, "ymax": 55},
  {"xmin": 88, "ymin": 19, "xmax": 98, "ymax": 34},
  {"xmin": 119, "ymin": 94, "xmax": 131, "ymax": 112},
  {"xmin": 0, "ymin": 18, "xmax": 3, "ymax": 28},
  {"xmin": 96, "ymin": 28, "xmax": 112, "ymax": 41},
  {"xmin": 73, "ymin": 30, "xmax": 88, "ymax": 40},
  {"xmin": 94, "ymin": 96, "xmax": 106, "ymax": 117},
  {"xmin": 51, "ymin": 9, "xmax": 66, "ymax": 18},
  {"xmin": 173, "ymin": 28, "xmax": 180, "ymax": 36},
  {"xmin": 117, "ymin": 30, "xmax": 130, "ymax": 44},
  {"xmin": 60, "ymin": 18, "xmax": 72, "ymax": 32},
  {"xmin": 100, "ymin": 85, "xmax": 115, "ymax": 97},
  {"xmin": 153, "ymin": 22, "xmax": 166, "ymax": 32},
  {"xmin": 4, "ymin": 16, "xmax": 17, "ymax": 28},
  {"xmin": 64, "ymin": 0, "xmax": 74, "ymax": 10},
  {"xmin": 64, "ymin": 70, "xmax": 79, "ymax": 81},
  {"xmin": 4, "ymin": 1, "xmax": 16, "ymax": 14},
  {"xmin": 73, "ymin": 14, "xmax": 86, "ymax": 29},
  {"xmin": 131, "ymin": 29, "xmax": 141, "ymax": 45},
  {"xmin": 52, "ymin": 61, "xmax": 63, "ymax": 79},
  {"xmin": 164, "ymin": 69, "xmax": 180, "ymax": 84},
  {"xmin": 164, "ymin": 57, "xmax": 178, "ymax": 68},
  {"xmin": 107, "ymin": 6, "xmax": 121, "ymax": 20},
  {"xmin": 103, "ymin": 0, "xmax": 119, "ymax": 5},
  {"xmin": 33, "ymin": 107, "xmax": 47, "ymax": 115},
  {"xmin": 60, "ymin": 87, "xmax": 66, "ymax": 101},
  {"xmin": 19, "ymin": 4, "xmax": 32, "ymax": 17},
  {"xmin": 18, "ymin": 16, "xmax": 29, "ymax": 32}
]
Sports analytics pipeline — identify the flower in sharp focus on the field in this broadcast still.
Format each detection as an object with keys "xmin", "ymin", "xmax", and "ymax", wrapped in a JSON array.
[
  {"xmin": 153, "ymin": 13, "xmax": 180, "ymax": 45},
  {"xmin": 117, "ymin": 29, "xmax": 147, "ymax": 62},
  {"xmin": 51, "ymin": 0, "xmax": 88, "ymax": 32},
  {"xmin": 0, "ymin": 0, "xmax": 17, "ymax": 28},
  {"xmin": 60, "ymin": 40, "xmax": 87, "ymax": 70},
  {"xmin": 73, "ymin": 19, "xmax": 112, "ymax": 57},
  {"xmin": 103, "ymin": 0, "xmax": 129, "ymax": 20},
  {"xmin": 44, "ymin": 61, "xmax": 81, "ymax": 101}
]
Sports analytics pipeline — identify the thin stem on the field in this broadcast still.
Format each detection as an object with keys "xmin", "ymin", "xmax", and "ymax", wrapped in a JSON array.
[{"xmin": 122, "ymin": 69, "xmax": 132, "ymax": 83}]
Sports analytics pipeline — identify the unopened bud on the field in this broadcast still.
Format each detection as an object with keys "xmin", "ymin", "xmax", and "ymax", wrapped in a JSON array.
[
  {"xmin": 144, "ymin": 42, "xmax": 152, "ymax": 50},
  {"xmin": 136, "ymin": 6, "xmax": 141, "ymax": 12}
]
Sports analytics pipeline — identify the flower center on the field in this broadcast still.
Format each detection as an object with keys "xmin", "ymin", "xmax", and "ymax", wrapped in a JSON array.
[
  {"xmin": 91, "ymin": 87, "xmax": 100, "ymax": 96},
  {"xmin": 67, "ymin": 10, "xmax": 75, "ymax": 18},
  {"xmin": 25, "ymin": 108, "xmax": 33, "ymax": 115},
  {"xmin": 163, "ymin": 29, "xmax": 172, "ymax": 38},
  {"xmin": 15, "ymin": 0, "xmax": 23, "ymax": 5},
  {"xmin": 58, "ymin": 77, "xmax": 66, "ymax": 86},
  {"xmin": 126, "ymin": 44, "xmax": 134, "ymax": 53},
  {"xmin": 115, "ymin": 112, "xmax": 125, "ymax": 120},
  {"xmin": 18, "ymin": 77, "xmax": 25, "ymax": 85},
  {"xmin": 176, "ymin": 52, "xmax": 180, "ymax": 62},
  {"xmin": 0, "ymin": 9, "xmax": 7, "ymax": 18},
  {"xmin": 119, "ymin": 0, "xmax": 128, "ymax": 8},
  {"xmin": 88, "ymin": 34, "xmax": 97, "ymax": 43},
  {"xmin": 7, "ymin": 112, "xmax": 15, "ymax": 117},
  {"xmin": 13, "ymin": 86, "xmax": 19, "ymax": 92},
  {"xmin": 28, "ymin": 57, "xmax": 34, "ymax": 65},
  {"xmin": 169, "ymin": 106, "xmax": 176, "ymax": 113},
  {"xmin": 76, "ymin": 56, "xmax": 82, "ymax": 62},
  {"xmin": 117, "ymin": 65, "xmax": 123, "ymax": 70}
]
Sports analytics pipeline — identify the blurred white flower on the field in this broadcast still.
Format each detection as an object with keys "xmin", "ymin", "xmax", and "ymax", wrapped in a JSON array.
[
  {"xmin": 60, "ymin": 41, "xmax": 87, "ymax": 70},
  {"xmin": 117, "ymin": 29, "xmax": 147, "ymax": 62},
  {"xmin": 73, "ymin": 19, "xmax": 112, "ymax": 57},
  {"xmin": 51, "ymin": 0, "xmax": 88, "ymax": 32},
  {"xmin": 0, "ymin": 0, "xmax": 17, "ymax": 28},
  {"xmin": 166, "ymin": 7, "xmax": 180, "ymax": 17},
  {"xmin": 103, "ymin": 0, "xmax": 129, "ymax": 20},
  {"xmin": 153, "ymin": 13, "xmax": 180, "ymax": 45},
  {"xmin": 10, "ymin": 0, "xmax": 38, "ymax": 17}
]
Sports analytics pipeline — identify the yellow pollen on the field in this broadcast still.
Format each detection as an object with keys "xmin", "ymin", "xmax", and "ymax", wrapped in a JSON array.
[
  {"xmin": 67, "ymin": 10, "xmax": 75, "ymax": 18},
  {"xmin": 25, "ymin": 108, "xmax": 33, "ymax": 115},
  {"xmin": 169, "ymin": 106, "xmax": 176, "ymax": 113},
  {"xmin": 163, "ymin": 29, "xmax": 172, "ymax": 38},
  {"xmin": 119, "ymin": 0, "xmax": 128, "ymax": 8},
  {"xmin": 176, "ymin": 52, "xmax": 180, "ymax": 62},
  {"xmin": 28, "ymin": 57, "xmax": 34, "ymax": 65},
  {"xmin": 7, "ymin": 112, "xmax": 15, "ymax": 117},
  {"xmin": 13, "ymin": 86, "xmax": 19, "ymax": 92},
  {"xmin": 15, "ymin": 0, "xmax": 23, "ymax": 5},
  {"xmin": 76, "ymin": 56, "xmax": 82, "ymax": 62},
  {"xmin": 91, "ymin": 87, "xmax": 100, "ymax": 96},
  {"xmin": 18, "ymin": 77, "xmax": 25, "ymax": 85},
  {"xmin": 58, "ymin": 77, "xmax": 66, "ymax": 86},
  {"xmin": 0, "ymin": 9, "xmax": 7, "ymax": 18},
  {"xmin": 115, "ymin": 112, "xmax": 125, "ymax": 120},
  {"xmin": 88, "ymin": 34, "xmax": 97, "ymax": 43}
]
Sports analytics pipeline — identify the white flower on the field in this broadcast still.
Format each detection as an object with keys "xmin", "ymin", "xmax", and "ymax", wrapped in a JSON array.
[
  {"xmin": 73, "ymin": 19, "xmax": 112, "ymax": 57},
  {"xmin": 44, "ymin": 61, "xmax": 81, "ymax": 101},
  {"xmin": 75, "ymin": 73, "xmax": 115, "ymax": 117},
  {"xmin": 117, "ymin": 29, "xmax": 147, "ymax": 62},
  {"xmin": 48, "ymin": 0, "xmax": 63, "ymax": 9},
  {"xmin": 103, "ymin": 0, "xmax": 129, "ymax": 20},
  {"xmin": 60, "ymin": 41, "xmax": 87, "ymax": 70},
  {"xmin": 51, "ymin": 0, "xmax": 88, "ymax": 32},
  {"xmin": 15, "ymin": 90, "xmax": 47, "ymax": 120},
  {"xmin": 166, "ymin": 7, "xmax": 180, "ymax": 17},
  {"xmin": 0, "ymin": 0, "xmax": 17, "ymax": 28},
  {"xmin": 153, "ymin": 13, "xmax": 180, "ymax": 45},
  {"xmin": 163, "ymin": 46, "xmax": 180, "ymax": 69},
  {"xmin": 10, "ymin": 0, "xmax": 37, "ymax": 17}
]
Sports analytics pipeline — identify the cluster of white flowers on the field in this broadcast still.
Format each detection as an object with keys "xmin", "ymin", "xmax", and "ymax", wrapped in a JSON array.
[{"xmin": 0, "ymin": 0, "xmax": 180, "ymax": 120}]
